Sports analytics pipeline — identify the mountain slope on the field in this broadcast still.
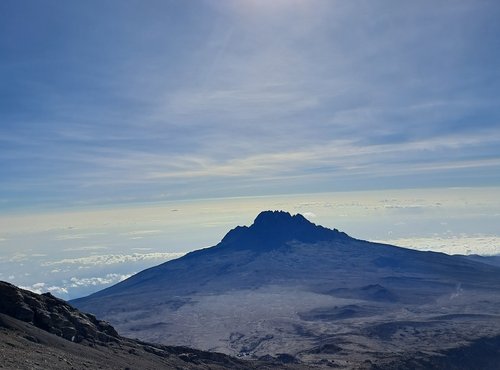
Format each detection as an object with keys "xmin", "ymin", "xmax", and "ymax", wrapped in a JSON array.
[
  {"xmin": 72, "ymin": 211, "xmax": 500, "ymax": 368},
  {"xmin": 0, "ymin": 281, "xmax": 298, "ymax": 369}
]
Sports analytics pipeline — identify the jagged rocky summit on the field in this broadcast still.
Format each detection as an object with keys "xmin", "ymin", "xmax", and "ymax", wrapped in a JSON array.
[{"xmin": 219, "ymin": 210, "xmax": 350, "ymax": 251}]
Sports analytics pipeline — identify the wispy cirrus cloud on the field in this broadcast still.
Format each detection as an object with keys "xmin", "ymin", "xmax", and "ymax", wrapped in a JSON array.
[
  {"xmin": 1, "ymin": 1, "xmax": 499, "ymax": 209},
  {"xmin": 18, "ymin": 129, "xmax": 495, "ymax": 192}
]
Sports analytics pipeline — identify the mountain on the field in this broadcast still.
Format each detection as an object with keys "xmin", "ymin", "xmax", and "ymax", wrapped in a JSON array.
[
  {"xmin": 72, "ymin": 211, "xmax": 500, "ymax": 369},
  {"xmin": 464, "ymin": 254, "xmax": 500, "ymax": 268},
  {"xmin": 0, "ymin": 281, "xmax": 300, "ymax": 369}
]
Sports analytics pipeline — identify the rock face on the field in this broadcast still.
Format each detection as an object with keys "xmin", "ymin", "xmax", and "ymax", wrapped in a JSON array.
[{"xmin": 0, "ymin": 281, "xmax": 118, "ymax": 343}]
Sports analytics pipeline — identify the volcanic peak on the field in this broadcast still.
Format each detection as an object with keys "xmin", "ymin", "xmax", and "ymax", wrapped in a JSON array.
[{"xmin": 218, "ymin": 210, "xmax": 349, "ymax": 251}]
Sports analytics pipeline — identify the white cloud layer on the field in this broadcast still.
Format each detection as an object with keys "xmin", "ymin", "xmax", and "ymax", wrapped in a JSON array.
[
  {"xmin": 69, "ymin": 273, "xmax": 132, "ymax": 287},
  {"xmin": 378, "ymin": 236, "xmax": 500, "ymax": 256},
  {"xmin": 42, "ymin": 252, "xmax": 185, "ymax": 267},
  {"xmin": 20, "ymin": 282, "xmax": 69, "ymax": 295},
  {"xmin": 19, "ymin": 273, "xmax": 131, "ymax": 297}
]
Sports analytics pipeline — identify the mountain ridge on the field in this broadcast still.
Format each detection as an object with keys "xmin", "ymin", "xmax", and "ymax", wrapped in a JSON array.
[
  {"xmin": 75, "ymin": 210, "xmax": 352, "ymax": 300},
  {"xmin": 73, "ymin": 210, "xmax": 498, "ymax": 303}
]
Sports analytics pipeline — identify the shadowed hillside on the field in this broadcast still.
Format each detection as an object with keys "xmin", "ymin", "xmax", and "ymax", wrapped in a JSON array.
[{"xmin": 0, "ymin": 281, "xmax": 301, "ymax": 369}]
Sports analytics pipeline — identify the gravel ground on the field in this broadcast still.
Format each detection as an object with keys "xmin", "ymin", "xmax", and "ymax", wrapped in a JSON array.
[{"xmin": 0, "ymin": 313, "xmax": 304, "ymax": 370}]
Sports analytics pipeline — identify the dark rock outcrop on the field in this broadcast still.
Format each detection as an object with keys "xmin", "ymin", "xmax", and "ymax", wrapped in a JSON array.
[{"xmin": 0, "ymin": 281, "xmax": 118, "ymax": 343}]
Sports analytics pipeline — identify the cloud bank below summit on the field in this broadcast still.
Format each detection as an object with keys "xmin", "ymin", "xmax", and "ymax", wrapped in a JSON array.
[{"xmin": 1, "ymin": 188, "xmax": 499, "ymax": 299}]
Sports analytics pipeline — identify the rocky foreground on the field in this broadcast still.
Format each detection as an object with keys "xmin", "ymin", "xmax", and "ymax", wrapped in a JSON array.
[{"xmin": 0, "ymin": 281, "xmax": 302, "ymax": 370}]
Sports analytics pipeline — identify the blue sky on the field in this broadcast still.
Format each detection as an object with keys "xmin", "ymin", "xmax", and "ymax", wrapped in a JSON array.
[
  {"xmin": 1, "ymin": 0, "xmax": 500, "ymax": 211},
  {"xmin": 1, "ymin": 1, "xmax": 500, "ymax": 298}
]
